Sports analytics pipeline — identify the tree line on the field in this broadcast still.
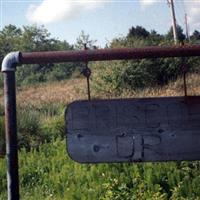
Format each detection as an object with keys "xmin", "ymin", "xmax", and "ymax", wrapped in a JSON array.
[{"xmin": 0, "ymin": 24, "xmax": 200, "ymax": 88}]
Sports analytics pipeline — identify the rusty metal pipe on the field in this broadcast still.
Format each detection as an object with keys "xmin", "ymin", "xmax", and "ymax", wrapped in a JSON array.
[
  {"xmin": 2, "ymin": 52, "xmax": 20, "ymax": 200},
  {"xmin": 4, "ymin": 72, "xmax": 19, "ymax": 200},
  {"xmin": 20, "ymin": 45, "xmax": 200, "ymax": 64}
]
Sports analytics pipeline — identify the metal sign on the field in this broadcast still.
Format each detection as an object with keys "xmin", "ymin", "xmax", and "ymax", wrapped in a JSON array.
[{"xmin": 66, "ymin": 96, "xmax": 200, "ymax": 163}]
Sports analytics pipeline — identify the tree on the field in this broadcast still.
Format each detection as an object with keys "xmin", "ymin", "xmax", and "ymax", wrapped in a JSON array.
[
  {"xmin": 21, "ymin": 25, "xmax": 54, "ymax": 51},
  {"xmin": 0, "ymin": 25, "xmax": 22, "ymax": 56},
  {"xmin": 191, "ymin": 30, "xmax": 200, "ymax": 41},
  {"xmin": 75, "ymin": 30, "xmax": 97, "ymax": 50},
  {"xmin": 148, "ymin": 30, "xmax": 164, "ymax": 45},
  {"xmin": 0, "ymin": 25, "xmax": 22, "ymax": 38},
  {"xmin": 166, "ymin": 25, "xmax": 186, "ymax": 42},
  {"xmin": 0, "ymin": 24, "xmax": 78, "ymax": 85},
  {"xmin": 127, "ymin": 26, "xmax": 150, "ymax": 39}
]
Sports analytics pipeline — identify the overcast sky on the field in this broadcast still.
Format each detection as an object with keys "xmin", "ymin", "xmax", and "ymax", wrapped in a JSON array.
[{"xmin": 1, "ymin": 0, "xmax": 200, "ymax": 47}]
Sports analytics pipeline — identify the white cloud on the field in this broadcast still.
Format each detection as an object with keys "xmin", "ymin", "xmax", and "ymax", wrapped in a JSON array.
[
  {"xmin": 140, "ymin": 0, "xmax": 158, "ymax": 7},
  {"xmin": 26, "ymin": 0, "xmax": 105, "ymax": 24},
  {"xmin": 27, "ymin": 0, "xmax": 200, "ymax": 34}
]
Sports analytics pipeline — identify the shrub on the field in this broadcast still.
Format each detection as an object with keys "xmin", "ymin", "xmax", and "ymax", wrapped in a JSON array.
[
  {"xmin": 17, "ymin": 107, "xmax": 43, "ymax": 150},
  {"xmin": 92, "ymin": 57, "xmax": 197, "ymax": 93},
  {"xmin": 16, "ymin": 63, "xmax": 79, "ymax": 86},
  {"xmin": 17, "ymin": 103, "xmax": 65, "ymax": 150}
]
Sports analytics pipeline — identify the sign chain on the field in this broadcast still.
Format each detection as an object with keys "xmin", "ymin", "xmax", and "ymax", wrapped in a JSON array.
[
  {"xmin": 181, "ymin": 42, "xmax": 188, "ymax": 97},
  {"xmin": 81, "ymin": 44, "xmax": 91, "ymax": 100}
]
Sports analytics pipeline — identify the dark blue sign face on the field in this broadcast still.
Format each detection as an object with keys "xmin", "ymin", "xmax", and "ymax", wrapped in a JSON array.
[{"xmin": 65, "ymin": 96, "xmax": 200, "ymax": 163}]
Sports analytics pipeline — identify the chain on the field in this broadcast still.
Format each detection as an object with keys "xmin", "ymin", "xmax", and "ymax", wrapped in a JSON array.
[
  {"xmin": 180, "ymin": 42, "xmax": 188, "ymax": 97},
  {"xmin": 81, "ymin": 44, "xmax": 91, "ymax": 101}
]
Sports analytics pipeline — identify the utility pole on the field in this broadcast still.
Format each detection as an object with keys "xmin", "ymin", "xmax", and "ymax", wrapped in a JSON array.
[
  {"xmin": 185, "ymin": 13, "xmax": 190, "ymax": 42},
  {"xmin": 167, "ymin": 0, "xmax": 178, "ymax": 44}
]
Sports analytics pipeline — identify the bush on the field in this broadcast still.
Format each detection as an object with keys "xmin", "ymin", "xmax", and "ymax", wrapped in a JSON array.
[
  {"xmin": 92, "ymin": 57, "xmax": 197, "ymax": 93},
  {"xmin": 17, "ymin": 107, "xmax": 43, "ymax": 150},
  {"xmin": 17, "ymin": 103, "xmax": 65, "ymax": 150},
  {"xmin": 16, "ymin": 63, "xmax": 80, "ymax": 86},
  {"xmin": 92, "ymin": 61, "xmax": 125, "ymax": 95}
]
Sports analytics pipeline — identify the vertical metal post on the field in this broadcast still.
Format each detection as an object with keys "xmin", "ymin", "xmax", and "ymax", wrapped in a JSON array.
[
  {"xmin": 2, "ymin": 52, "xmax": 20, "ymax": 200},
  {"xmin": 168, "ymin": 0, "xmax": 178, "ymax": 44},
  {"xmin": 3, "ymin": 71, "xmax": 19, "ymax": 200}
]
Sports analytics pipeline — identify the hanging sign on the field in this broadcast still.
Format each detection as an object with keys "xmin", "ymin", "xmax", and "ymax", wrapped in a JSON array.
[{"xmin": 66, "ymin": 96, "xmax": 200, "ymax": 163}]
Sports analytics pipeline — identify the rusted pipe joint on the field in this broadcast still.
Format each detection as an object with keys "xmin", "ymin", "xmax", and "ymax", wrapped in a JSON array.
[{"xmin": 1, "ymin": 52, "xmax": 21, "ymax": 72}]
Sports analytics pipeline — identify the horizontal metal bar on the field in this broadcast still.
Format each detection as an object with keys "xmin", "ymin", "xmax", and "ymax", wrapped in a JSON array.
[{"xmin": 20, "ymin": 45, "xmax": 200, "ymax": 64}]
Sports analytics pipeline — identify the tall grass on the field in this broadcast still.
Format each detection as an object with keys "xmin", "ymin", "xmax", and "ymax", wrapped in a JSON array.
[
  {"xmin": 0, "ymin": 117, "xmax": 5, "ymax": 157},
  {"xmin": 17, "ymin": 104, "xmax": 65, "ymax": 150},
  {"xmin": 0, "ymin": 74, "xmax": 200, "ymax": 199},
  {"xmin": 0, "ymin": 140, "xmax": 200, "ymax": 199}
]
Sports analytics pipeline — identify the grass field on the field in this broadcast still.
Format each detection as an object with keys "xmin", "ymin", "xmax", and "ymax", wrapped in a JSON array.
[
  {"xmin": 13, "ymin": 72, "xmax": 200, "ymax": 107},
  {"xmin": 0, "ymin": 73, "xmax": 200, "ymax": 199}
]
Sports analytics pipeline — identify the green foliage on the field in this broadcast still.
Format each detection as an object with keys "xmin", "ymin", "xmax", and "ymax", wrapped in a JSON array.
[
  {"xmin": 17, "ymin": 107, "xmax": 43, "ymax": 150},
  {"xmin": 165, "ymin": 25, "xmax": 186, "ymax": 43},
  {"xmin": 92, "ymin": 57, "xmax": 187, "ymax": 93},
  {"xmin": 16, "ymin": 62, "xmax": 77, "ymax": 86},
  {"xmin": 92, "ymin": 24, "xmax": 200, "ymax": 93},
  {"xmin": 0, "ymin": 24, "xmax": 79, "ymax": 86},
  {"xmin": 42, "ymin": 115, "xmax": 65, "ymax": 141},
  {"xmin": 36, "ymin": 103, "xmax": 63, "ymax": 118},
  {"xmin": 45, "ymin": 63, "xmax": 77, "ymax": 82},
  {"xmin": 127, "ymin": 26, "xmax": 150, "ymax": 39},
  {"xmin": 0, "ymin": 117, "xmax": 5, "ymax": 157},
  {"xmin": 75, "ymin": 30, "xmax": 97, "ymax": 50},
  {"xmin": 92, "ymin": 61, "xmax": 124, "ymax": 95},
  {"xmin": 17, "ymin": 103, "xmax": 65, "ymax": 150},
  {"xmin": 1, "ymin": 23, "xmax": 200, "ymax": 90},
  {"xmin": 0, "ymin": 140, "xmax": 200, "ymax": 199},
  {"xmin": 191, "ymin": 30, "xmax": 200, "ymax": 41}
]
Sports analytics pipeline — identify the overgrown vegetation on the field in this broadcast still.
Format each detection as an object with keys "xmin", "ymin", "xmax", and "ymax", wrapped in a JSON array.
[
  {"xmin": 0, "ymin": 25, "xmax": 84, "ymax": 86},
  {"xmin": 1, "ymin": 24, "xmax": 200, "ymax": 89},
  {"xmin": 91, "ymin": 25, "xmax": 200, "ymax": 93},
  {"xmin": 0, "ymin": 73, "xmax": 200, "ymax": 199},
  {"xmin": 17, "ymin": 104, "xmax": 65, "ymax": 150},
  {"xmin": 1, "ymin": 23, "xmax": 200, "ymax": 199},
  {"xmin": 0, "ymin": 140, "xmax": 200, "ymax": 200}
]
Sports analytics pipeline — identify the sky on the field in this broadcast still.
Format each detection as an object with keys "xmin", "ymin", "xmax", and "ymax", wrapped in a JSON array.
[{"xmin": 0, "ymin": 0, "xmax": 200, "ymax": 47}]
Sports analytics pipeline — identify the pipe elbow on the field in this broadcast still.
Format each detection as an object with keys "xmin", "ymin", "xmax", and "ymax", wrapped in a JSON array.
[{"xmin": 1, "ymin": 52, "xmax": 21, "ymax": 72}]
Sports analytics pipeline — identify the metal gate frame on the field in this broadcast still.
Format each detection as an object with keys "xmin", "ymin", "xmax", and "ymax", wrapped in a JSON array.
[{"xmin": 2, "ymin": 45, "xmax": 200, "ymax": 200}]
